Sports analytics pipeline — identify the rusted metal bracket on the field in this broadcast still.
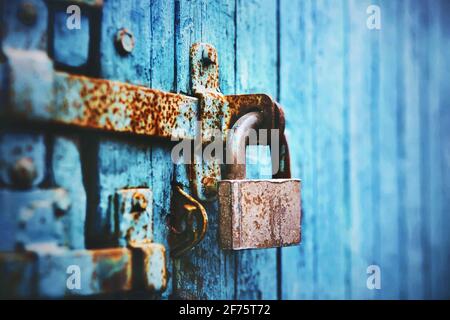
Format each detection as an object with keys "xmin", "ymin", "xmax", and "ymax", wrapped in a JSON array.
[
  {"xmin": 115, "ymin": 188, "xmax": 153, "ymax": 247},
  {"xmin": 0, "ymin": 186, "xmax": 167, "ymax": 297},
  {"xmin": 113, "ymin": 188, "xmax": 167, "ymax": 292},
  {"xmin": 0, "ymin": 189, "xmax": 125, "ymax": 297},
  {"xmin": 190, "ymin": 43, "xmax": 228, "ymax": 201}
]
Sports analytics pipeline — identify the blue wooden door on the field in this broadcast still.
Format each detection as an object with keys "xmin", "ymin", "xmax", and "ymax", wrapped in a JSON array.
[{"xmin": 1, "ymin": 0, "xmax": 449, "ymax": 299}]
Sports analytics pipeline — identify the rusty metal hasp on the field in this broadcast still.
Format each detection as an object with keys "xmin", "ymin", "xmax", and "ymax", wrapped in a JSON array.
[
  {"xmin": 1, "ymin": 45, "xmax": 284, "ymax": 202},
  {"xmin": 0, "ymin": 42, "xmax": 301, "ymax": 257}
]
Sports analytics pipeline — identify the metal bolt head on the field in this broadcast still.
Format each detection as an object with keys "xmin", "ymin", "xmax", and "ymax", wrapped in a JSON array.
[
  {"xmin": 53, "ymin": 189, "xmax": 71, "ymax": 217},
  {"xmin": 10, "ymin": 157, "xmax": 37, "ymax": 189},
  {"xmin": 201, "ymin": 47, "xmax": 216, "ymax": 66},
  {"xmin": 115, "ymin": 28, "xmax": 135, "ymax": 55},
  {"xmin": 132, "ymin": 192, "xmax": 147, "ymax": 211},
  {"xmin": 17, "ymin": 2, "xmax": 37, "ymax": 26}
]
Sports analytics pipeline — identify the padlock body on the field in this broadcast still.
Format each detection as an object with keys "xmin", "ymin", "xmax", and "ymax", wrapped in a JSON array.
[{"xmin": 218, "ymin": 179, "xmax": 301, "ymax": 250}]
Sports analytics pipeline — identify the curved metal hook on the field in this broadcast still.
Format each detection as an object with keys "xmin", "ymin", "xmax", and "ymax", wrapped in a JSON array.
[{"xmin": 169, "ymin": 185, "xmax": 208, "ymax": 257}]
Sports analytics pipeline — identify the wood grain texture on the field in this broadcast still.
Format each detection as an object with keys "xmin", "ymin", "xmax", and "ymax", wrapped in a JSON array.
[
  {"xmin": 147, "ymin": 0, "xmax": 175, "ymax": 299},
  {"xmin": 235, "ymin": 0, "xmax": 278, "ymax": 300},
  {"xmin": 348, "ymin": 0, "xmax": 378, "ymax": 299},
  {"xmin": 280, "ymin": 0, "xmax": 450, "ymax": 300},
  {"xmin": 50, "ymin": 136, "xmax": 86, "ymax": 249},
  {"xmin": 401, "ymin": 0, "xmax": 425, "ymax": 299},
  {"xmin": 426, "ymin": 0, "xmax": 450, "ymax": 299},
  {"xmin": 376, "ymin": 0, "xmax": 401, "ymax": 300},
  {"xmin": 279, "ymin": 0, "xmax": 316, "ymax": 299},
  {"xmin": 100, "ymin": 0, "xmax": 151, "ymax": 84},
  {"xmin": 173, "ymin": 0, "xmax": 236, "ymax": 300},
  {"xmin": 309, "ymin": 0, "xmax": 348, "ymax": 299}
]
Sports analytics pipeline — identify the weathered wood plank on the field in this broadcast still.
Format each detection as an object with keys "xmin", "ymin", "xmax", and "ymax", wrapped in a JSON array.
[
  {"xmin": 148, "ymin": 0, "xmax": 176, "ymax": 300},
  {"xmin": 235, "ymin": 0, "xmax": 278, "ymax": 300},
  {"xmin": 50, "ymin": 136, "xmax": 86, "ymax": 249},
  {"xmin": 431, "ymin": 0, "xmax": 450, "ymax": 299},
  {"xmin": 149, "ymin": 0, "xmax": 175, "ymax": 91},
  {"xmin": 376, "ymin": 0, "xmax": 401, "ymax": 300},
  {"xmin": 150, "ymin": 142, "xmax": 174, "ymax": 299},
  {"xmin": 279, "ymin": 0, "xmax": 316, "ymax": 300},
  {"xmin": 401, "ymin": 0, "xmax": 425, "ymax": 299},
  {"xmin": 99, "ymin": 0, "xmax": 151, "ymax": 85},
  {"xmin": 348, "ymin": 0, "xmax": 378, "ymax": 299},
  {"xmin": 415, "ymin": 0, "xmax": 439, "ymax": 300},
  {"xmin": 173, "ymin": 0, "xmax": 236, "ymax": 300},
  {"xmin": 307, "ymin": 0, "xmax": 348, "ymax": 299}
]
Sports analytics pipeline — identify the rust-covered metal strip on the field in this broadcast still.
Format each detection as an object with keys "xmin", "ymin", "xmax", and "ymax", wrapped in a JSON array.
[
  {"xmin": 53, "ymin": 72, "xmax": 198, "ymax": 139},
  {"xmin": 0, "ymin": 244, "xmax": 167, "ymax": 298},
  {"xmin": 1, "ymin": 48, "xmax": 199, "ymax": 140},
  {"xmin": 1, "ymin": 48, "xmax": 280, "ymax": 143}
]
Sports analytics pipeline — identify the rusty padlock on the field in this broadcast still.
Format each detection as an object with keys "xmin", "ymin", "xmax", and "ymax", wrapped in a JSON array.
[{"xmin": 218, "ymin": 111, "xmax": 301, "ymax": 250}]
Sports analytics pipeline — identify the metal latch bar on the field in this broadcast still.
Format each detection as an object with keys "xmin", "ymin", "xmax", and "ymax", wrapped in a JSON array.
[{"xmin": 0, "ymin": 47, "xmax": 280, "ymax": 143}]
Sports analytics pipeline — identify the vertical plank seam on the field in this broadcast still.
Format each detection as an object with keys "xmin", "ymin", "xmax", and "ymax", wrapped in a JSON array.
[
  {"xmin": 233, "ymin": 0, "xmax": 239, "ymax": 301},
  {"xmin": 149, "ymin": 0, "xmax": 153, "ymax": 87},
  {"xmin": 419, "ymin": 1, "xmax": 432, "ymax": 299},
  {"xmin": 275, "ymin": 0, "xmax": 282, "ymax": 301},
  {"xmin": 342, "ymin": 0, "xmax": 352, "ymax": 300},
  {"xmin": 172, "ymin": 0, "xmax": 180, "ymax": 296},
  {"xmin": 370, "ymin": 0, "xmax": 381, "ymax": 297},
  {"xmin": 173, "ymin": 0, "xmax": 180, "ymax": 93},
  {"xmin": 395, "ymin": 0, "xmax": 407, "ymax": 299},
  {"xmin": 310, "ymin": 0, "xmax": 318, "ymax": 299},
  {"xmin": 438, "ymin": 0, "xmax": 450, "ymax": 298}
]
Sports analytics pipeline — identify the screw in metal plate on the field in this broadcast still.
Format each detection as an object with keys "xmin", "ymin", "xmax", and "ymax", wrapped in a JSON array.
[
  {"xmin": 132, "ymin": 192, "xmax": 148, "ymax": 211},
  {"xmin": 201, "ymin": 47, "xmax": 215, "ymax": 66},
  {"xmin": 17, "ymin": 1, "xmax": 37, "ymax": 26},
  {"xmin": 115, "ymin": 28, "xmax": 135, "ymax": 55},
  {"xmin": 10, "ymin": 157, "xmax": 37, "ymax": 189}
]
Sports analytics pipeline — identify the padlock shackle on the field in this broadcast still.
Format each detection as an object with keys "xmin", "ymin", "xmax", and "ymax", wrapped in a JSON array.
[
  {"xmin": 225, "ymin": 112, "xmax": 264, "ymax": 180},
  {"xmin": 225, "ymin": 111, "xmax": 291, "ymax": 180}
]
